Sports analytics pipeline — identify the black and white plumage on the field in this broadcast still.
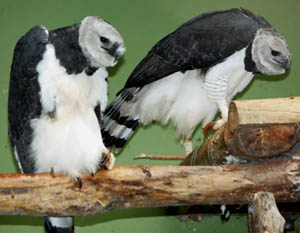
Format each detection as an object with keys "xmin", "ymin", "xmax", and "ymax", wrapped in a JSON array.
[
  {"xmin": 8, "ymin": 16, "xmax": 125, "ymax": 233},
  {"xmin": 102, "ymin": 8, "xmax": 291, "ymax": 154}
]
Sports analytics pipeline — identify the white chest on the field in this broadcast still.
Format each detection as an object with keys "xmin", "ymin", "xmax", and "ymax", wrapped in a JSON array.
[
  {"xmin": 36, "ymin": 44, "xmax": 108, "ymax": 116},
  {"xmin": 204, "ymin": 48, "xmax": 254, "ymax": 102},
  {"xmin": 30, "ymin": 44, "xmax": 108, "ymax": 177}
]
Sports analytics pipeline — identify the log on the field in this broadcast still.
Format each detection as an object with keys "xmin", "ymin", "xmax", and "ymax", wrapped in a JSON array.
[
  {"xmin": 227, "ymin": 123, "xmax": 300, "ymax": 158},
  {"xmin": 180, "ymin": 124, "xmax": 228, "ymax": 165},
  {"xmin": 229, "ymin": 97, "xmax": 300, "ymax": 125},
  {"xmin": 248, "ymin": 192, "xmax": 285, "ymax": 233},
  {"xmin": 181, "ymin": 97, "xmax": 300, "ymax": 165},
  {"xmin": 0, "ymin": 159, "xmax": 299, "ymax": 217},
  {"xmin": 181, "ymin": 122, "xmax": 300, "ymax": 166}
]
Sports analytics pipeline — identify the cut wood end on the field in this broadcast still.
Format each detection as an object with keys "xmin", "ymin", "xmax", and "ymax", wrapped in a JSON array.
[{"xmin": 231, "ymin": 97, "xmax": 300, "ymax": 125}]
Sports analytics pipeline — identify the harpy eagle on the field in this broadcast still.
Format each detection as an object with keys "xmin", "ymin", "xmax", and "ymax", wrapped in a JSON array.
[
  {"xmin": 102, "ymin": 8, "xmax": 291, "ymax": 155},
  {"xmin": 8, "ymin": 16, "xmax": 125, "ymax": 233}
]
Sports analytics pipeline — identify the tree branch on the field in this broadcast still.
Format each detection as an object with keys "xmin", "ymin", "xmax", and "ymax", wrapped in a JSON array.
[
  {"xmin": 181, "ymin": 97, "xmax": 300, "ymax": 166},
  {"xmin": 248, "ymin": 192, "xmax": 285, "ymax": 233},
  {"xmin": 0, "ymin": 159, "xmax": 299, "ymax": 217}
]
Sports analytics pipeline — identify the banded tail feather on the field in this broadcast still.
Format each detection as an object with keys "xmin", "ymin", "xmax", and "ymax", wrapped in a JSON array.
[
  {"xmin": 102, "ymin": 88, "xmax": 140, "ymax": 151},
  {"xmin": 44, "ymin": 217, "xmax": 74, "ymax": 233}
]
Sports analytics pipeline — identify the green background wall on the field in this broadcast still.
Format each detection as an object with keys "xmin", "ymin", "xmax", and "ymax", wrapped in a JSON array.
[{"xmin": 0, "ymin": 0, "xmax": 299, "ymax": 232}]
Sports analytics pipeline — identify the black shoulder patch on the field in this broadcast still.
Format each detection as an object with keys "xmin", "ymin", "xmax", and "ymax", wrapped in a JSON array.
[
  {"xmin": 49, "ymin": 24, "xmax": 89, "ymax": 75},
  {"xmin": 244, "ymin": 44, "xmax": 259, "ymax": 73}
]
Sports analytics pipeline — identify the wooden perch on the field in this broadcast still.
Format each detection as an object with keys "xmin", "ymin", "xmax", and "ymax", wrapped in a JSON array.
[
  {"xmin": 0, "ymin": 159, "xmax": 300, "ymax": 217},
  {"xmin": 231, "ymin": 97, "xmax": 300, "ymax": 125},
  {"xmin": 181, "ymin": 97, "xmax": 300, "ymax": 166},
  {"xmin": 248, "ymin": 192, "xmax": 285, "ymax": 233},
  {"xmin": 178, "ymin": 97, "xmax": 300, "ymax": 231}
]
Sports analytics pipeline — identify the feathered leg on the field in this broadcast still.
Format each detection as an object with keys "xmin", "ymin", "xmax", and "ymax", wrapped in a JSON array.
[{"xmin": 183, "ymin": 137, "xmax": 193, "ymax": 155}]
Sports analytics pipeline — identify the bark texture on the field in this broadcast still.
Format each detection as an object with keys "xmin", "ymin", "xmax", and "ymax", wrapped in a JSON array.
[
  {"xmin": 182, "ymin": 97, "xmax": 300, "ymax": 166},
  {"xmin": 0, "ymin": 159, "xmax": 299, "ymax": 217},
  {"xmin": 248, "ymin": 192, "xmax": 285, "ymax": 233}
]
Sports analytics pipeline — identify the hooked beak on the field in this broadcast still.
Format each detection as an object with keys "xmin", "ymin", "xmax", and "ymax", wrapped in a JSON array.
[
  {"xmin": 102, "ymin": 42, "xmax": 122, "ymax": 61},
  {"xmin": 274, "ymin": 55, "xmax": 291, "ymax": 69}
]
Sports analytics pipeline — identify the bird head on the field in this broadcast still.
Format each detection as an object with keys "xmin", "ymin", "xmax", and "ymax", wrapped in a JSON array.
[
  {"xmin": 251, "ymin": 28, "xmax": 291, "ymax": 75},
  {"xmin": 79, "ymin": 16, "xmax": 125, "ymax": 68}
]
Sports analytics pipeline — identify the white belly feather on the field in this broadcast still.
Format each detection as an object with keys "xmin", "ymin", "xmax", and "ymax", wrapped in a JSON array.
[
  {"xmin": 132, "ymin": 70, "xmax": 218, "ymax": 137},
  {"xmin": 30, "ymin": 44, "xmax": 108, "ymax": 177}
]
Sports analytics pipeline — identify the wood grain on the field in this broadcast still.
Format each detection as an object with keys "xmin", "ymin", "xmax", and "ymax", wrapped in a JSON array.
[{"xmin": 0, "ymin": 159, "xmax": 299, "ymax": 216}]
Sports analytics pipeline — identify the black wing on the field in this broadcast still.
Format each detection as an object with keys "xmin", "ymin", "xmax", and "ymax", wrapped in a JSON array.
[
  {"xmin": 124, "ymin": 8, "xmax": 272, "ymax": 88},
  {"xmin": 94, "ymin": 104, "xmax": 102, "ymax": 128},
  {"xmin": 8, "ymin": 26, "xmax": 49, "ymax": 173}
]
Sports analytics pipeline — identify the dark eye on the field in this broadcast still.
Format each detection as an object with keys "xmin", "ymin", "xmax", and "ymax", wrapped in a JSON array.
[
  {"xmin": 100, "ymin": 36, "xmax": 109, "ymax": 43},
  {"xmin": 271, "ymin": 50, "xmax": 281, "ymax": 56}
]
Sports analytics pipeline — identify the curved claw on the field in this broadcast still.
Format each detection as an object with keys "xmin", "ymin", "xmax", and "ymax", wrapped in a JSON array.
[
  {"xmin": 75, "ymin": 177, "xmax": 83, "ymax": 189},
  {"xmin": 204, "ymin": 119, "xmax": 227, "ymax": 138},
  {"xmin": 50, "ymin": 167, "xmax": 55, "ymax": 178},
  {"xmin": 100, "ymin": 149, "xmax": 116, "ymax": 170},
  {"xmin": 203, "ymin": 122, "xmax": 215, "ymax": 138}
]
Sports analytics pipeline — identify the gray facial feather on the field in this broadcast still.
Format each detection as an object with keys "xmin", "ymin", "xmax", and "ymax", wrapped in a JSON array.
[
  {"xmin": 79, "ymin": 16, "xmax": 125, "ymax": 68},
  {"xmin": 252, "ymin": 28, "xmax": 291, "ymax": 75}
]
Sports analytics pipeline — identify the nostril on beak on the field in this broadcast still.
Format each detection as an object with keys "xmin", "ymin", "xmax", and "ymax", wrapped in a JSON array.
[
  {"xmin": 282, "ymin": 56, "xmax": 291, "ymax": 69},
  {"xmin": 274, "ymin": 55, "xmax": 291, "ymax": 69},
  {"xmin": 101, "ymin": 42, "xmax": 120, "ymax": 58},
  {"xmin": 110, "ymin": 42, "xmax": 119, "ymax": 55}
]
